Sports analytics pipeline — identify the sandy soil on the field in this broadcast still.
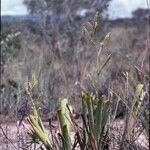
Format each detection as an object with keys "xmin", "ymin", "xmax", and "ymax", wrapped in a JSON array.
[{"xmin": 0, "ymin": 117, "xmax": 149, "ymax": 150}]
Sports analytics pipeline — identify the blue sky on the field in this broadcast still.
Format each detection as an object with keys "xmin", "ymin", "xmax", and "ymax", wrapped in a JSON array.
[{"xmin": 1, "ymin": 0, "xmax": 149, "ymax": 19}]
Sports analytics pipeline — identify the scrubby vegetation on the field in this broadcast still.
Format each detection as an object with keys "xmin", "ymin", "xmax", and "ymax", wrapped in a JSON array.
[{"xmin": 0, "ymin": 1, "xmax": 149, "ymax": 149}]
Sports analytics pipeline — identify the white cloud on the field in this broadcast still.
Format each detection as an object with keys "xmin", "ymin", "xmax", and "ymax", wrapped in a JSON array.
[
  {"xmin": 105, "ymin": 0, "xmax": 148, "ymax": 19},
  {"xmin": 1, "ymin": 0, "xmax": 27, "ymax": 15}
]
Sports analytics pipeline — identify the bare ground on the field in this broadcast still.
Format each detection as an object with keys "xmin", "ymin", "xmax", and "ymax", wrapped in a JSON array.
[{"xmin": 0, "ymin": 117, "xmax": 149, "ymax": 150}]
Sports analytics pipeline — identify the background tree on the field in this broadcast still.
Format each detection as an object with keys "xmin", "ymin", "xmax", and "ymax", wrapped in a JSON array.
[{"xmin": 23, "ymin": 0, "xmax": 111, "ymax": 48}]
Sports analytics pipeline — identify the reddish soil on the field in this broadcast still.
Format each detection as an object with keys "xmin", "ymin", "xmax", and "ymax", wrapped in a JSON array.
[{"xmin": 0, "ymin": 116, "xmax": 149, "ymax": 150}]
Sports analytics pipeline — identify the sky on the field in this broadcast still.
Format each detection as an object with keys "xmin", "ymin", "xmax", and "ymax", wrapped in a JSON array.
[
  {"xmin": 106, "ymin": 0, "xmax": 148, "ymax": 19},
  {"xmin": 1, "ymin": 0, "xmax": 149, "ymax": 19},
  {"xmin": 1, "ymin": 0, "xmax": 28, "ymax": 16}
]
